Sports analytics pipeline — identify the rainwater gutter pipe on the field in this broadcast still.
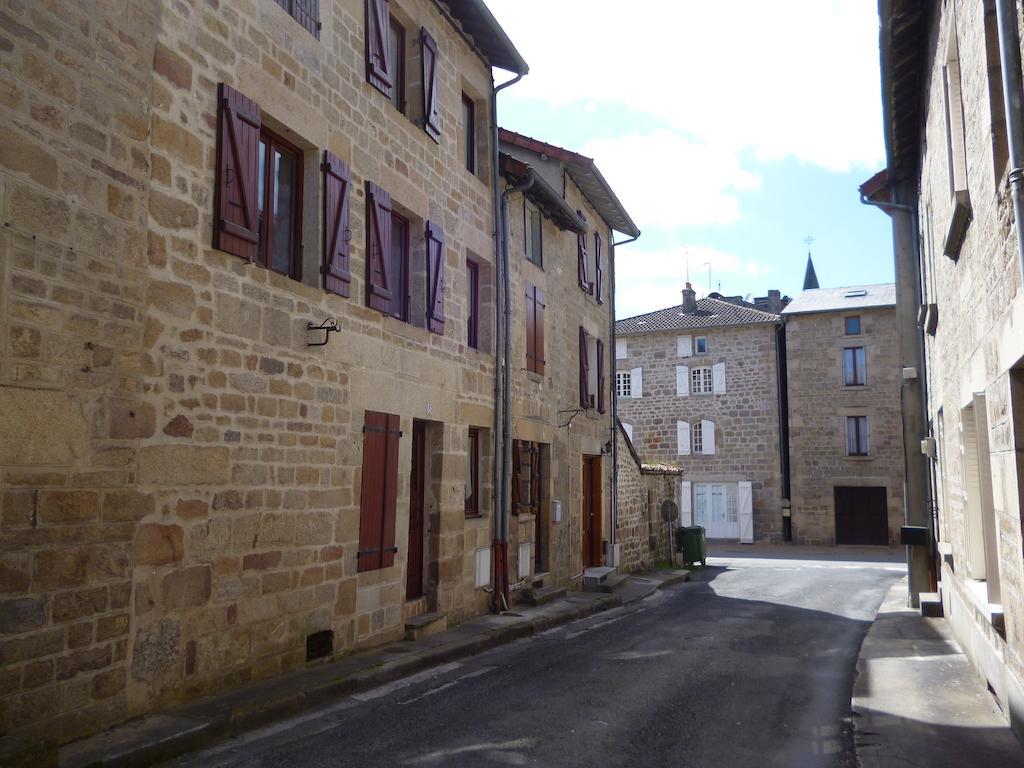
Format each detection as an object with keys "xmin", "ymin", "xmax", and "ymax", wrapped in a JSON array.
[
  {"xmin": 609, "ymin": 233, "xmax": 640, "ymax": 552},
  {"xmin": 995, "ymin": 0, "xmax": 1024, "ymax": 283},
  {"xmin": 490, "ymin": 72, "xmax": 524, "ymax": 612}
]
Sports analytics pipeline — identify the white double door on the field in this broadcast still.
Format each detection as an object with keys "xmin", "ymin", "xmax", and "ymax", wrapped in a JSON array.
[{"xmin": 688, "ymin": 481, "xmax": 753, "ymax": 541}]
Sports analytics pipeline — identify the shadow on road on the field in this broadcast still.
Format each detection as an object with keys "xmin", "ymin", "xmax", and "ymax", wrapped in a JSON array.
[{"xmin": 706, "ymin": 542, "xmax": 906, "ymax": 565}]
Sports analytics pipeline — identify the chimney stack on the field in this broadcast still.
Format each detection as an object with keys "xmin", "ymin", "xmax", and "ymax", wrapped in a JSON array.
[
  {"xmin": 681, "ymin": 282, "xmax": 697, "ymax": 313},
  {"xmin": 767, "ymin": 289, "xmax": 782, "ymax": 313}
]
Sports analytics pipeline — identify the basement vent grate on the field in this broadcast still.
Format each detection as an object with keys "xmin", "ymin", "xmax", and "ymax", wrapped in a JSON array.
[{"xmin": 306, "ymin": 629, "xmax": 334, "ymax": 662}]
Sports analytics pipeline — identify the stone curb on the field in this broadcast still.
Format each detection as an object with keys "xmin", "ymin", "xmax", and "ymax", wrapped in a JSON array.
[{"xmin": 55, "ymin": 591, "xmax": 624, "ymax": 768}]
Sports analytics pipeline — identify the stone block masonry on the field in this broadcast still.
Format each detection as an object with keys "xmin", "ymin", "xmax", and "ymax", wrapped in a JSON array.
[{"xmin": 0, "ymin": 0, "xmax": 508, "ymax": 746}]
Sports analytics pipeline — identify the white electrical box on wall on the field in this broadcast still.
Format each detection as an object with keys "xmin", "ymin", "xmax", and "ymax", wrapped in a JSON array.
[
  {"xmin": 552, "ymin": 500, "xmax": 562, "ymax": 523},
  {"xmin": 518, "ymin": 542, "xmax": 532, "ymax": 579},
  {"xmin": 474, "ymin": 548, "xmax": 490, "ymax": 588}
]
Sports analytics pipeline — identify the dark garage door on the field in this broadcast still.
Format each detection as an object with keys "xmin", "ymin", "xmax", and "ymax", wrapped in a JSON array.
[{"xmin": 834, "ymin": 486, "xmax": 889, "ymax": 545}]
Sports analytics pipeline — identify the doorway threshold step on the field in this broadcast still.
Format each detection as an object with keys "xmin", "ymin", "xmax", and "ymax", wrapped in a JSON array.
[
  {"xmin": 919, "ymin": 592, "xmax": 943, "ymax": 618},
  {"xmin": 585, "ymin": 572, "xmax": 630, "ymax": 594},
  {"xmin": 521, "ymin": 585, "xmax": 566, "ymax": 606},
  {"xmin": 404, "ymin": 611, "xmax": 447, "ymax": 641},
  {"xmin": 582, "ymin": 566, "xmax": 618, "ymax": 592}
]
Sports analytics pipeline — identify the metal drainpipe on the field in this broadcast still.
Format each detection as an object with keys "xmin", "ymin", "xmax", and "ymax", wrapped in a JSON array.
[
  {"xmin": 996, "ymin": 0, "xmax": 1024, "ymax": 283},
  {"xmin": 496, "ymin": 174, "xmax": 534, "ymax": 610},
  {"xmin": 489, "ymin": 72, "xmax": 524, "ymax": 612},
  {"xmin": 610, "ymin": 234, "xmax": 639, "ymax": 553}
]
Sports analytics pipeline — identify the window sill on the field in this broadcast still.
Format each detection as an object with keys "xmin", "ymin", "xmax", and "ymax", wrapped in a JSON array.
[
  {"xmin": 526, "ymin": 371, "xmax": 545, "ymax": 385},
  {"xmin": 465, "ymin": 512, "xmax": 487, "ymax": 521},
  {"xmin": 384, "ymin": 316, "xmax": 430, "ymax": 343},
  {"xmin": 844, "ymin": 454, "xmax": 873, "ymax": 461},
  {"xmin": 962, "ymin": 578, "xmax": 1005, "ymax": 635},
  {"xmin": 840, "ymin": 385, "xmax": 871, "ymax": 391}
]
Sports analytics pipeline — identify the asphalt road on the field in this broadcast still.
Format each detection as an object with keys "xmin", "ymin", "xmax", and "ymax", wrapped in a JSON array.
[{"xmin": 170, "ymin": 548, "xmax": 904, "ymax": 768}]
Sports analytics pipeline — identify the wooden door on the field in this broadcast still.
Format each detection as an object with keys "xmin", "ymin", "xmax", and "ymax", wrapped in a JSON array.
[
  {"xmin": 834, "ymin": 486, "xmax": 888, "ymax": 545},
  {"xmin": 582, "ymin": 456, "xmax": 603, "ymax": 567},
  {"xmin": 406, "ymin": 420, "xmax": 426, "ymax": 600}
]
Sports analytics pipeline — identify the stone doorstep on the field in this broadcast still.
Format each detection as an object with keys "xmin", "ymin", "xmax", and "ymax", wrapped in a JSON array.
[
  {"xmin": 919, "ymin": 591, "xmax": 944, "ymax": 618},
  {"xmin": 519, "ymin": 585, "xmax": 567, "ymax": 606},
  {"xmin": 404, "ymin": 611, "xmax": 447, "ymax": 641},
  {"xmin": 54, "ymin": 591, "xmax": 624, "ymax": 768}
]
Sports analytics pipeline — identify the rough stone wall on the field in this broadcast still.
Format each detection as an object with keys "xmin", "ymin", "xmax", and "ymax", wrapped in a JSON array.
[
  {"xmin": 785, "ymin": 306, "xmax": 905, "ymax": 545},
  {"xmin": 616, "ymin": 322, "xmax": 784, "ymax": 541},
  {"xmin": 0, "ymin": 0, "xmax": 503, "ymax": 743},
  {"xmin": 916, "ymin": 0, "xmax": 1024, "ymax": 705},
  {"xmin": 615, "ymin": 429, "xmax": 681, "ymax": 573},
  {"xmin": 504, "ymin": 171, "xmax": 616, "ymax": 587}
]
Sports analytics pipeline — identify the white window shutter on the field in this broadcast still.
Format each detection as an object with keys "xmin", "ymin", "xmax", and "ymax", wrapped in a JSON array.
[
  {"xmin": 679, "ymin": 480, "xmax": 692, "ymax": 526},
  {"xmin": 676, "ymin": 365, "xmax": 690, "ymax": 397},
  {"xmin": 623, "ymin": 423, "xmax": 634, "ymax": 442},
  {"xmin": 615, "ymin": 338, "xmax": 627, "ymax": 359},
  {"xmin": 738, "ymin": 481, "xmax": 753, "ymax": 543},
  {"xmin": 631, "ymin": 367, "xmax": 643, "ymax": 398},
  {"xmin": 677, "ymin": 421, "xmax": 691, "ymax": 455},
  {"xmin": 712, "ymin": 363, "xmax": 726, "ymax": 394},
  {"xmin": 677, "ymin": 335, "xmax": 693, "ymax": 357},
  {"xmin": 702, "ymin": 419, "xmax": 715, "ymax": 455}
]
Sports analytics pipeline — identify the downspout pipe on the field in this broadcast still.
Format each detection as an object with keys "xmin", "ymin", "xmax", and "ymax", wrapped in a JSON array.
[
  {"xmin": 610, "ymin": 233, "xmax": 639, "ymax": 552},
  {"xmin": 496, "ymin": 173, "xmax": 533, "ymax": 609},
  {"xmin": 490, "ymin": 72, "xmax": 524, "ymax": 612},
  {"xmin": 995, "ymin": 0, "xmax": 1024, "ymax": 283}
]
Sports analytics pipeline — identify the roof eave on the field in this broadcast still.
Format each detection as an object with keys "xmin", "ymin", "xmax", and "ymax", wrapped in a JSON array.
[
  {"xmin": 566, "ymin": 161, "xmax": 641, "ymax": 239},
  {"xmin": 438, "ymin": 0, "xmax": 529, "ymax": 74},
  {"xmin": 499, "ymin": 154, "xmax": 585, "ymax": 233}
]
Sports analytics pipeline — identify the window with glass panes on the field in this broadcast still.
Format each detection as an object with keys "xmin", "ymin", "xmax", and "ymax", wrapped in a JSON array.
[
  {"xmin": 388, "ymin": 16, "xmax": 405, "ymax": 113},
  {"xmin": 691, "ymin": 366, "xmax": 713, "ymax": 394},
  {"xmin": 465, "ymin": 427, "xmax": 480, "ymax": 516},
  {"xmin": 843, "ymin": 347, "xmax": 866, "ymax": 386},
  {"xmin": 692, "ymin": 421, "xmax": 703, "ymax": 453},
  {"xmin": 387, "ymin": 212, "xmax": 409, "ymax": 321},
  {"xmin": 845, "ymin": 315, "xmax": 861, "ymax": 335},
  {"xmin": 616, "ymin": 371, "xmax": 631, "ymax": 398},
  {"xmin": 525, "ymin": 202, "xmax": 542, "ymax": 266},
  {"xmin": 846, "ymin": 416, "xmax": 869, "ymax": 456},
  {"xmin": 257, "ymin": 129, "xmax": 303, "ymax": 278},
  {"xmin": 461, "ymin": 94, "xmax": 475, "ymax": 173}
]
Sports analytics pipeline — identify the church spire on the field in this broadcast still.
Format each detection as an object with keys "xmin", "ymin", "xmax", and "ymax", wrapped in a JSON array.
[{"xmin": 803, "ymin": 252, "xmax": 819, "ymax": 290}]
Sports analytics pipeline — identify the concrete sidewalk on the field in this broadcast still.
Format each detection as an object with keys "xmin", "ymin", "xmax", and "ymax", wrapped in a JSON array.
[
  {"xmin": 852, "ymin": 578, "xmax": 1024, "ymax": 767},
  {"xmin": 37, "ymin": 569, "xmax": 688, "ymax": 768}
]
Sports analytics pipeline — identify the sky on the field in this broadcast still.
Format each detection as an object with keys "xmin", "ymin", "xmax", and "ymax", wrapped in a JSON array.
[{"xmin": 486, "ymin": 0, "xmax": 895, "ymax": 319}]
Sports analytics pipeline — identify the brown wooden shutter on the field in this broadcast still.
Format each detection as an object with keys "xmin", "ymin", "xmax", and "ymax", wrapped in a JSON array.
[
  {"xmin": 596, "ymin": 338, "xmax": 606, "ymax": 414},
  {"xmin": 576, "ymin": 212, "xmax": 590, "ymax": 293},
  {"xmin": 534, "ymin": 287, "xmax": 545, "ymax": 376},
  {"xmin": 525, "ymin": 284, "xmax": 536, "ymax": 373},
  {"xmin": 425, "ymin": 220, "xmax": 445, "ymax": 334},
  {"xmin": 579, "ymin": 327, "xmax": 590, "ymax": 408},
  {"xmin": 365, "ymin": 0, "xmax": 392, "ymax": 97},
  {"xmin": 358, "ymin": 411, "xmax": 401, "ymax": 572},
  {"xmin": 511, "ymin": 440, "xmax": 521, "ymax": 515},
  {"xmin": 323, "ymin": 150, "xmax": 352, "ymax": 297},
  {"xmin": 421, "ymin": 28, "xmax": 441, "ymax": 142},
  {"xmin": 529, "ymin": 444, "xmax": 541, "ymax": 516},
  {"xmin": 214, "ymin": 83, "xmax": 261, "ymax": 262},
  {"xmin": 365, "ymin": 181, "xmax": 393, "ymax": 313},
  {"xmin": 293, "ymin": 0, "xmax": 320, "ymax": 38},
  {"xmin": 594, "ymin": 232, "xmax": 604, "ymax": 304}
]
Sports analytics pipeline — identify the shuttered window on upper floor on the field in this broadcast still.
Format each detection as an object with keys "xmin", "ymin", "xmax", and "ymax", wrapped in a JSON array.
[
  {"xmin": 525, "ymin": 283, "xmax": 545, "ymax": 375},
  {"xmin": 275, "ymin": 0, "xmax": 320, "ymax": 38}
]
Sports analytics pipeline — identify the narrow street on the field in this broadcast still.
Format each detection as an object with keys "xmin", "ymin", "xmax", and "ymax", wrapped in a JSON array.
[{"xmin": 168, "ymin": 548, "xmax": 904, "ymax": 768}]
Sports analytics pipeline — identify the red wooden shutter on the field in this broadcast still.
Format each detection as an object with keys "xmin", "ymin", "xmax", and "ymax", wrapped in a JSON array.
[
  {"xmin": 594, "ymin": 232, "xmax": 604, "ymax": 304},
  {"xmin": 579, "ymin": 327, "xmax": 590, "ymax": 408},
  {"xmin": 421, "ymin": 28, "xmax": 441, "ymax": 142},
  {"xmin": 358, "ymin": 411, "xmax": 401, "ymax": 572},
  {"xmin": 365, "ymin": 181, "xmax": 393, "ymax": 313},
  {"xmin": 576, "ymin": 212, "xmax": 590, "ymax": 293},
  {"xmin": 214, "ymin": 83, "xmax": 261, "ymax": 262},
  {"xmin": 365, "ymin": 0, "xmax": 392, "ymax": 97},
  {"xmin": 293, "ymin": 0, "xmax": 320, "ymax": 38},
  {"xmin": 525, "ymin": 284, "xmax": 536, "ymax": 373},
  {"xmin": 534, "ymin": 287, "xmax": 545, "ymax": 376},
  {"xmin": 511, "ymin": 440, "xmax": 521, "ymax": 515},
  {"xmin": 596, "ymin": 338, "xmax": 606, "ymax": 413},
  {"xmin": 425, "ymin": 220, "xmax": 445, "ymax": 334},
  {"xmin": 323, "ymin": 150, "xmax": 352, "ymax": 297}
]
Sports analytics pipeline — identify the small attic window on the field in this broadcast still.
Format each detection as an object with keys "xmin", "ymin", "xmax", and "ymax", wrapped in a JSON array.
[
  {"xmin": 637, "ymin": 320, "xmax": 646, "ymax": 325},
  {"xmin": 844, "ymin": 289, "xmax": 867, "ymax": 298}
]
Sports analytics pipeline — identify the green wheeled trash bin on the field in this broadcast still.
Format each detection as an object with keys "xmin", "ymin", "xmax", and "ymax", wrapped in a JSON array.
[{"xmin": 675, "ymin": 525, "xmax": 707, "ymax": 567}]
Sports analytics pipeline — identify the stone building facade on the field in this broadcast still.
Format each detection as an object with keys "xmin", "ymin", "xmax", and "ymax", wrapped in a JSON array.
[
  {"xmin": 0, "ymin": 0, "xmax": 604, "ymax": 747},
  {"xmin": 498, "ymin": 129, "xmax": 639, "ymax": 586},
  {"xmin": 877, "ymin": 0, "xmax": 1024, "ymax": 740},
  {"xmin": 782, "ymin": 286, "xmax": 905, "ymax": 546},
  {"xmin": 615, "ymin": 286, "xmax": 786, "ymax": 542}
]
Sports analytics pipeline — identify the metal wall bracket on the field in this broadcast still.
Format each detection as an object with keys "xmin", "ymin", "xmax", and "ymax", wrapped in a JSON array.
[{"xmin": 307, "ymin": 318, "xmax": 340, "ymax": 347}]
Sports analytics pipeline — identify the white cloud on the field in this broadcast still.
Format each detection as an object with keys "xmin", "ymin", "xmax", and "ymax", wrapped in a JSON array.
[
  {"xmin": 614, "ymin": 245, "xmax": 771, "ymax": 319},
  {"xmin": 582, "ymin": 131, "xmax": 761, "ymax": 228},
  {"xmin": 489, "ymin": 0, "xmax": 884, "ymax": 173}
]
